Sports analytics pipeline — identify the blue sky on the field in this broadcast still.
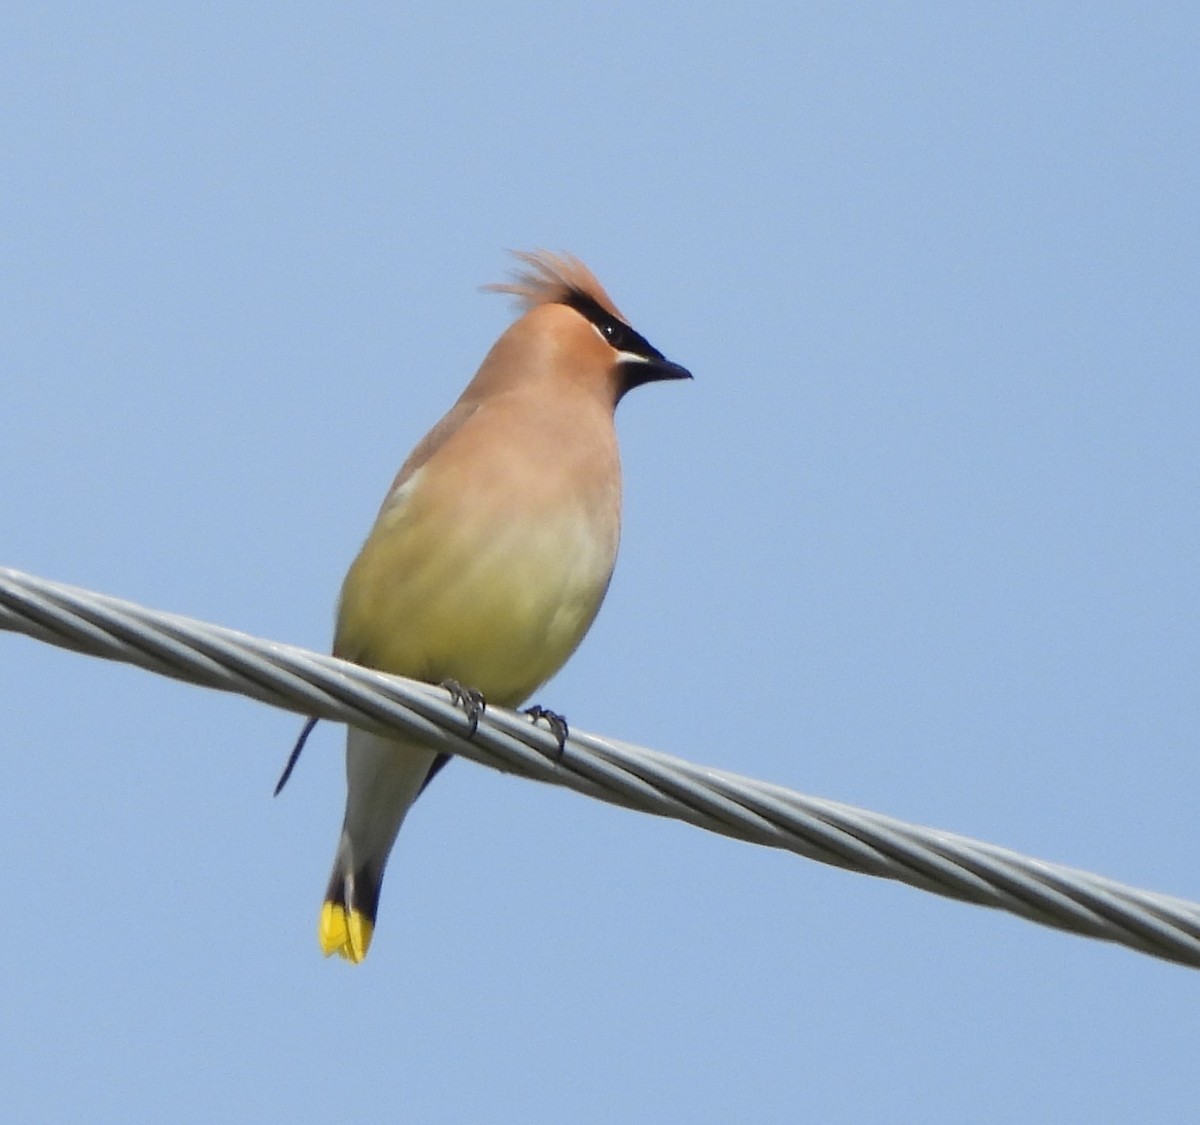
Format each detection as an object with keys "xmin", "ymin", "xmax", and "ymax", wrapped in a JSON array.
[{"xmin": 2, "ymin": 3, "xmax": 1198, "ymax": 1121}]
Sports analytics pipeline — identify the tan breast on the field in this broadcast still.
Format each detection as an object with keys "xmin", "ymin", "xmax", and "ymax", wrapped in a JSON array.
[{"xmin": 335, "ymin": 386, "xmax": 622, "ymax": 706}]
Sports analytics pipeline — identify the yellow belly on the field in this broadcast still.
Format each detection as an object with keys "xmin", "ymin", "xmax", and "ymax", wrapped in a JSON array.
[{"xmin": 335, "ymin": 479, "xmax": 617, "ymax": 706}]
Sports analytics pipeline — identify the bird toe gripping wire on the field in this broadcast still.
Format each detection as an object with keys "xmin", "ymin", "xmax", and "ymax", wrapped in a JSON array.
[
  {"xmin": 441, "ymin": 679, "xmax": 488, "ymax": 736},
  {"xmin": 524, "ymin": 704, "xmax": 569, "ymax": 754},
  {"xmin": 3, "ymin": 565, "xmax": 1200, "ymax": 969}
]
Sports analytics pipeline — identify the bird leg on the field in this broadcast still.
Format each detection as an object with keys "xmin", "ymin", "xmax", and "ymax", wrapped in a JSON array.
[
  {"xmin": 524, "ymin": 705, "xmax": 569, "ymax": 757},
  {"xmin": 441, "ymin": 679, "xmax": 487, "ymax": 736}
]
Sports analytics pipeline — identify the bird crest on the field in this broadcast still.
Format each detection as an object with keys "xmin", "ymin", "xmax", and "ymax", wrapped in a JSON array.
[{"xmin": 485, "ymin": 249, "xmax": 627, "ymax": 323}]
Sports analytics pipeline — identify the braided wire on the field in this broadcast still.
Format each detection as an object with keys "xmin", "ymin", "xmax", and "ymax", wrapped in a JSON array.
[{"xmin": 2, "ymin": 565, "xmax": 1198, "ymax": 968}]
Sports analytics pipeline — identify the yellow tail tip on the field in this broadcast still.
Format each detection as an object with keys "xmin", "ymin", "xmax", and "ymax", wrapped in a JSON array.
[{"xmin": 319, "ymin": 902, "xmax": 374, "ymax": 963}]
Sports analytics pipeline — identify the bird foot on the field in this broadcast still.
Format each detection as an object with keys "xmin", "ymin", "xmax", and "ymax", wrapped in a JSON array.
[
  {"xmin": 441, "ymin": 680, "xmax": 487, "ymax": 735},
  {"xmin": 524, "ymin": 705, "xmax": 569, "ymax": 757}
]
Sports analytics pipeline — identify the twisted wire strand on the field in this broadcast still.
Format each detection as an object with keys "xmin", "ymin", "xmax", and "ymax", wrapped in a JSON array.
[{"xmin": 2, "ymin": 565, "xmax": 1198, "ymax": 968}]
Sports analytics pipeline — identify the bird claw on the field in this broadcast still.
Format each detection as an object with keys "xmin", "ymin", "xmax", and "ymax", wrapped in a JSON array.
[
  {"xmin": 524, "ymin": 705, "xmax": 569, "ymax": 757},
  {"xmin": 441, "ymin": 679, "xmax": 487, "ymax": 735}
]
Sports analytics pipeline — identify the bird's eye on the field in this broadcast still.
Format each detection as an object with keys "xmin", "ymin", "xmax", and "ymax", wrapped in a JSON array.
[{"xmin": 601, "ymin": 320, "xmax": 625, "ymax": 347}]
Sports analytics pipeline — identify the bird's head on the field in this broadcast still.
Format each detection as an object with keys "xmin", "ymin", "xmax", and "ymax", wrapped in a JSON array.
[{"xmin": 484, "ymin": 250, "xmax": 692, "ymax": 405}]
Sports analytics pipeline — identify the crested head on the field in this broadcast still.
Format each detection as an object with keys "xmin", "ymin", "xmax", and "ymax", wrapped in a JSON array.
[{"xmin": 484, "ymin": 249, "xmax": 693, "ymax": 400}]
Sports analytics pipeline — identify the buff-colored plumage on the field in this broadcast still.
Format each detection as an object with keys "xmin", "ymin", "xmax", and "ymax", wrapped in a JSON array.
[
  {"xmin": 317, "ymin": 250, "xmax": 690, "ymax": 962},
  {"xmin": 484, "ymin": 250, "xmax": 628, "ymax": 320}
]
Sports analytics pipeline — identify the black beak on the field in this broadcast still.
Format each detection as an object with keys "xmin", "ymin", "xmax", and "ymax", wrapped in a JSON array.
[{"xmin": 619, "ymin": 355, "xmax": 693, "ymax": 394}]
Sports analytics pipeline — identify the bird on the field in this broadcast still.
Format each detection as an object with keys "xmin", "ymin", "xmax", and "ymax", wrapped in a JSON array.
[{"xmin": 308, "ymin": 249, "xmax": 691, "ymax": 962}]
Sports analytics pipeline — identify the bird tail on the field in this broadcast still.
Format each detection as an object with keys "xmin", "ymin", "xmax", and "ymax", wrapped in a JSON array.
[
  {"xmin": 319, "ymin": 835, "xmax": 381, "ymax": 963},
  {"xmin": 318, "ymin": 728, "xmax": 443, "ymax": 963}
]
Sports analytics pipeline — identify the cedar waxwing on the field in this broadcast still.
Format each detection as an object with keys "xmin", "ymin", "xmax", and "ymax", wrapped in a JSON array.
[{"xmin": 313, "ymin": 250, "xmax": 691, "ymax": 962}]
